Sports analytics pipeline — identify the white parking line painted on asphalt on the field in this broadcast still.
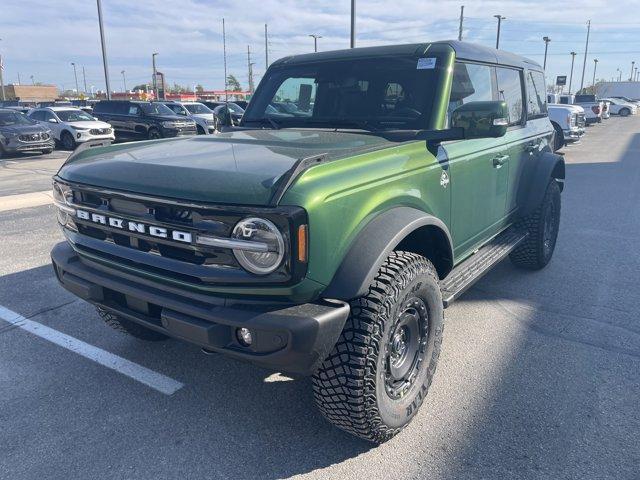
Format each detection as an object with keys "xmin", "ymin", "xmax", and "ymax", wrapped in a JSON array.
[
  {"xmin": 0, "ymin": 190, "xmax": 53, "ymax": 212},
  {"xmin": 0, "ymin": 305, "xmax": 184, "ymax": 395}
]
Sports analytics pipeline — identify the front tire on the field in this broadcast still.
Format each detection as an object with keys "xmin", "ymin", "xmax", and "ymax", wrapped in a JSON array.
[
  {"xmin": 313, "ymin": 252, "xmax": 444, "ymax": 443},
  {"xmin": 61, "ymin": 131, "xmax": 76, "ymax": 150},
  {"xmin": 97, "ymin": 307, "xmax": 169, "ymax": 341},
  {"xmin": 552, "ymin": 123, "xmax": 564, "ymax": 152},
  {"xmin": 147, "ymin": 127, "xmax": 162, "ymax": 140},
  {"xmin": 510, "ymin": 179, "xmax": 561, "ymax": 270}
]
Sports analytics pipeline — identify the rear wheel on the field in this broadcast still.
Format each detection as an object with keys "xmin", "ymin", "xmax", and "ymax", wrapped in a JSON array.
[
  {"xmin": 510, "ymin": 179, "xmax": 561, "ymax": 270},
  {"xmin": 196, "ymin": 125, "xmax": 205, "ymax": 135},
  {"xmin": 61, "ymin": 131, "xmax": 76, "ymax": 150},
  {"xmin": 97, "ymin": 307, "xmax": 169, "ymax": 341},
  {"xmin": 620, "ymin": 108, "xmax": 630, "ymax": 117},
  {"xmin": 147, "ymin": 127, "xmax": 162, "ymax": 140},
  {"xmin": 313, "ymin": 251, "xmax": 444, "ymax": 443},
  {"xmin": 42, "ymin": 148, "xmax": 53, "ymax": 154}
]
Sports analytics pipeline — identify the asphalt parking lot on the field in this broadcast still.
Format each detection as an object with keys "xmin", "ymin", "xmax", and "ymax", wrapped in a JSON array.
[{"xmin": 1, "ymin": 119, "xmax": 639, "ymax": 480}]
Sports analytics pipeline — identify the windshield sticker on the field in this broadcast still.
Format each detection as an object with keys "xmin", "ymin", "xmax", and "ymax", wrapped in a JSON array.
[{"xmin": 417, "ymin": 58, "xmax": 437, "ymax": 70}]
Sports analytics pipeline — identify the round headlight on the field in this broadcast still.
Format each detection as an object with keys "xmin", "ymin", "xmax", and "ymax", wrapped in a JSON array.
[{"xmin": 232, "ymin": 217, "xmax": 285, "ymax": 275}]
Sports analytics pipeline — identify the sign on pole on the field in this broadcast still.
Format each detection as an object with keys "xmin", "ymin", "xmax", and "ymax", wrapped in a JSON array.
[{"xmin": 556, "ymin": 75, "xmax": 567, "ymax": 86}]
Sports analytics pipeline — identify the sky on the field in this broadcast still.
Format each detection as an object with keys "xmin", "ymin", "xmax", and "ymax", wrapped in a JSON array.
[{"xmin": 1, "ymin": 0, "xmax": 640, "ymax": 94}]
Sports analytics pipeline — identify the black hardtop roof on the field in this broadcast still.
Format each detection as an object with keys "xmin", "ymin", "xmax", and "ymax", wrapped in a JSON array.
[
  {"xmin": 272, "ymin": 40, "xmax": 541, "ymax": 71},
  {"xmin": 97, "ymin": 100, "xmax": 149, "ymax": 104}
]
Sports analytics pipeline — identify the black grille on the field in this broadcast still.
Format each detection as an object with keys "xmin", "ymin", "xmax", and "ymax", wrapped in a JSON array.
[
  {"xmin": 90, "ymin": 127, "xmax": 112, "ymax": 135},
  {"xmin": 19, "ymin": 132, "xmax": 49, "ymax": 142}
]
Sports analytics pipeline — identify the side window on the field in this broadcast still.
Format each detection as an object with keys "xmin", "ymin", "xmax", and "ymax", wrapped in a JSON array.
[
  {"xmin": 559, "ymin": 97, "xmax": 569, "ymax": 105},
  {"xmin": 449, "ymin": 62, "xmax": 494, "ymax": 112},
  {"xmin": 30, "ymin": 111, "xmax": 43, "ymax": 121},
  {"xmin": 128, "ymin": 104, "xmax": 140, "ymax": 116},
  {"xmin": 270, "ymin": 77, "xmax": 317, "ymax": 116},
  {"xmin": 495, "ymin": 67, "xmax": 524, "ymax": 126},
  {"xmin": 526, "ymin": 71, "xmax": 547, "ymax": 119},
  {"xmin": 42, "ymin": 111, "xmax": 56, "ymax": 121}
]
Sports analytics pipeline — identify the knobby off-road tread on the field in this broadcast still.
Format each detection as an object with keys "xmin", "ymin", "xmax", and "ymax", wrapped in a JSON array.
[
  {"xmin": 97, "ymin": 307, "xmax": 169, "ymax": 341},
  {"xmin": 312, "ymin": 251, "xmax": 443, "ymax": 443},
  {"xmin": 509, "ymin": 179, "xmax": 561, "ymax": 270}
]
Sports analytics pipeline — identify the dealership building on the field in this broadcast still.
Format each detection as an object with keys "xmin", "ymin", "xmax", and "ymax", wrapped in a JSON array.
[{"xmin": 2, "ymin": 84, "xmax": 58, "ymax": 103}]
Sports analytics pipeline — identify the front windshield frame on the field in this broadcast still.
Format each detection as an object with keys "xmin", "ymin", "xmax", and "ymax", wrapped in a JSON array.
[
  {"xmin": 0, "ymin": 111, "xmax": 37, "ymax": 127},
  {"xmin": 54, "ymin": 109, "xmax": 95, "ymax": 122},
  {"xmin": 242, "ymin": 54, "xmax": 444, "ymax": 131},
  {"xmin": 140, "ymin": 103, "xmax": 177, "ymax": 116}
]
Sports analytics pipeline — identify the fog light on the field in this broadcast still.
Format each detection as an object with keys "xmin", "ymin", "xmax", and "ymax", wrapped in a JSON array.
[{"xmin": 236, "ymin": 327, "xmax": 253, "ymax": 346}]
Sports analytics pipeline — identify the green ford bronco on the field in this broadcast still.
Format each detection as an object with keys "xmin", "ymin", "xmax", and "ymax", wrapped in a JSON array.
[{"xmin": 51, "ymin": 41, "xmax": 563, "ymax": 443}]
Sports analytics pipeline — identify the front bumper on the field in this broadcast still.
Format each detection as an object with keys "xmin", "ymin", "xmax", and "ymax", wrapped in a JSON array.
[
  {"xmin": 161, "ymin": 126, "xmax": 197, "ymax": 137},
  {"xmin": 563, "ymin": 128, "xmax": 585, "ymax": 142},
  {"xmin": 75, "ymin": 132, "xmax": 116, "ymax": 143},
  {"xmin": 51, "ymin": 241, "xmax": 349, "ymax": 375},
  {"xmin": 3, "ymin": 137, "xmax": 55, "ymax": 152}
]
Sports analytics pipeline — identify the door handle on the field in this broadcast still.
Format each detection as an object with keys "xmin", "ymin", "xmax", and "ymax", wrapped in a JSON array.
[{"xmin": 492, "ymin": 155, "xmax": 509, "ymax": 168}]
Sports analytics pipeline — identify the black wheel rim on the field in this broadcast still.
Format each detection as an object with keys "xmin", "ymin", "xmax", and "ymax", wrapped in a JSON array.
[
  {"xmin": 149, "ymin": 130, "xmax": 161, "ymax": 139},
  {"xmin": 383, "ymin": 297, "xmax": 429, "ymax": 400},
  {"xmin": 543, "ymin": 194, "xmax": 559, "ymax": 257}
]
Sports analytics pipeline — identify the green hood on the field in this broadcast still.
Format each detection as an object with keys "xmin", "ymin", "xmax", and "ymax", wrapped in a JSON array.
[{"xmin": 57, "ymin": 129, "xmax": 395, "ymax": 205}]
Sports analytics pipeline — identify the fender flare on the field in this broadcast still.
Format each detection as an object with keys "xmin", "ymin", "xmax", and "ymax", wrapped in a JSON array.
[
  {"xmin": 323, "ymin": 207, "xmax": 454, "ymax": 301},
  {"xmin": 519, "ymin": 151, "xmax": 565, "ymax": 217}
]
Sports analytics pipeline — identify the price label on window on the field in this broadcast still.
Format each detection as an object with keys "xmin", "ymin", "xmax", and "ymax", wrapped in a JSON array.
[{"xmin": 417, "ymin": 58, "xmax": 437, "ymax": 70}]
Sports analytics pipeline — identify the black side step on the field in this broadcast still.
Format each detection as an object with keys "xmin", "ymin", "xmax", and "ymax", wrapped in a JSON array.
[{"xmin": 441, "ymin": 228, "xmax": 529, "ymax": 307}]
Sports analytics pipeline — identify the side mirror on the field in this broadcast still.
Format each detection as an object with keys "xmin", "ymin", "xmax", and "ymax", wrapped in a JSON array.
[
  {"xmin": 48, "ymin": 118, "xmax": 58, "ymax": 123},
  {"xmin": 451, "ymin": 101, "xmax": 509, "ymax": 139},
  {"xmin": 93, "ymin": 116, "xmax": 99, "ymax": 121}
]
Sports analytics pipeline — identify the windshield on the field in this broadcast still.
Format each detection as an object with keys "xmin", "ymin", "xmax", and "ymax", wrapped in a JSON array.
[
  {"xmin": 243, "ymin": 56, "xmax": 440, "ymax": 130},
  {"xmin": 226, "ymin": 103, "xmax": 244, "ymax": 114},
  {"xmin": 140, "ymin": 103, "xmax": 176, "ymax": 116},
  {"xmin": 184, "ymin": 103, "xmax": 213, "ymax": 114},
  {"xmin": 0, "ymin": 111, "xmax": 36, "ymax": 127},
  {"xmin": 55, "ymin": 109, "xmax": 95, "ymax": 122}
]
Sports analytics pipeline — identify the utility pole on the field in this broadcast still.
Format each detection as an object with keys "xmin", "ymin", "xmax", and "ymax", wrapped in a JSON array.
[
  {"xmin": 222, "ymin": 18, "xmax": 228, "ymax": 104},
  {"xmin": 30, "ymin": 75, "xmax": 34, "ymax": 85},
  {"xmin": 542, "ymin": 36, "xmax": 551, "ymax": 70},
  {"xmin": 0, "ymin": 38, "xmax": 5, "ymax": 101},
  {"xmin": 264, "ymin": 24, "xmax": 269, "ymax": 70},
  {"xmin": 152, "ymin": 53, "xmax": 159, "ymax": 99},
  {"xmin": 592, "ymin": 58, "xmax": 598, "ymax": 87},
  {"xmin": 121, "ymin": 70, "xmax": 127, "ymax": 92},
  {"xmin": 494, "ymin": 15, "xmax": 505, "ymax": 49},
  {"xmin": 617, "ymin": 68, "xmax": 622, "ymax": 82},
  {"xmin": 71, "ymin": 62, "xmax": 80, "ymax": 95},
  {"xmin": 568, "ymin": 51, "xmax": 577, "ymax": 94},
  {"xmin": 458, "ymin": 6, "xmax": 464, "ymax": 41},
  {"xmin": 247, "ymin": 45, "xmax": 255, "ymax": 93},
  {"xmin": 96, "ymin": 0, "xmax": 111, "ymax": 99},
  {"xmin": 309, "ymin": 34, "xmax": 322, "ymax": 52},
  {"xmin": 631, "ymin": 61, "xmax": 636, "ymax": 81},
  {"xmin": 17, "ymin": 72, "xmax": 21, "ymax": 85},
  {"xmin": 82, "ymin": 65, "xmax": 87, "ymax": 94},
  {"xmin": 350, "ymin": 0, "xmax": 356, "ymax": 48},
  {"xmin": 579, "ymin": 20, "xmax": 591, "ymax": 92}
]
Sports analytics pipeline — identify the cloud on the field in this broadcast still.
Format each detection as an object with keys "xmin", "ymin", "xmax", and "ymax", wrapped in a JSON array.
[{"xmin": 1, "ymin": 0, "xmax": 639, "ymax": 91}]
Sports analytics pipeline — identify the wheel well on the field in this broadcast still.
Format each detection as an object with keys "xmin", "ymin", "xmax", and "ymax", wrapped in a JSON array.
[
  {"xmin": 551, "ymin": 159, "xmax": 565, "ymax": 191},
  {"xmin": 395, "ymin": 225, "xmax": 453, "ymax": 279}
]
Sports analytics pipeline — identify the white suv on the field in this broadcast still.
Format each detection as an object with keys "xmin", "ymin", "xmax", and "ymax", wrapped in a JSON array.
[
  {"xmin": 28, "ymin": 107, "xmax": 115, "ymax": 150},
  {"xmin": 159, "ymin": 101, "xmax": 217, "ymax": 134}
]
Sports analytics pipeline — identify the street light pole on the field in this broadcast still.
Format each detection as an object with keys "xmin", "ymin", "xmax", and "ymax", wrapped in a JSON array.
[
  {"xmin": 264, "ymin": 24, "xmax": 269, "ymax": 69},
  {"xmin": 568, "ymin": 51, "xmax": 577, "ymax": 94},
  {"xmin": 309, "ymin": 34, "xmax": 322, "ymax": 52},
  {"xmin": 617, "ymin": 68, "xmax": 622, "ymax": 82},
  {"xmin": 592, "ymin": 58, "xmax": 598, "ymax": 87},
  {"xmin": 121, "ymin": 70, "xmax": 127, "ymax": 92},
  {"xmin": 350, "ymin": 0, "xmax": 356, "ymax": 48},
  {"xmin": 96, "ymin": 0, "xmax": 111, "ymax": 99},
  {"xmin": 0, "ymin": 38, "xmax": 6, "ymax": 101},
  {"xmin": 152, "ymin": 52, "xmax": 159, "ymax": 99},
  {"xmin": 494, "ymin": 15, "xmax": 506, "ymax": 49},
  {"xmin": 82, "ymin": 65, "xmax": 87, "ymax": 94},
  {"xmin": 71, "ymin": 62, "xmax": 80, "ymax": 95},
  {"xmin": 542, "ymin": 36, "xmax": 551, "ymax": 70},
  {"xmin": 631, "ymin": 61, "xmax": 636, "ymax": 81},
  {"xmin": 458, "ymin": 5, "xmax": 464, "ymax": 41},
  {"xmin": 579, "ymin": 20, "xmax": 591, "ymax": 92}
]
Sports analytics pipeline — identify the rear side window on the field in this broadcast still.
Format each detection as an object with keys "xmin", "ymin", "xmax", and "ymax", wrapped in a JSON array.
[
  {"xmin": 526, "ymin": 71, "xmax": 548, "ymax": 119},
  {"xmin": 495, "ymin": 67, "xmax": 524, "ymax": 126},
  {"xmin": 448, "ymin": 62, "xmax": 494, "ymax": 121},
  {"xmin": 93, "ymin": 102, "xmax": 111, "ymax": 113}
]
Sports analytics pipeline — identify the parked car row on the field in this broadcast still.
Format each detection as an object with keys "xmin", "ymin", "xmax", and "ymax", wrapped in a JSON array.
[{"xmin": 546, "ymin": 93, "xmax": 638, "ymax": 152}]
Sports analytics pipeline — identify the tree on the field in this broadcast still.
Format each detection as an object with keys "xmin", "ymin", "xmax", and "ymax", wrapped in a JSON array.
[
  {"xmin": 132, "ymin": 84, "xmax": 149, "ymax": 92},
  {"xmin": 195, "ymin": 84, "xmax": 204, "ymax": 93},
  {"xmin": 226, "ymin": 74, "xmax": 241, "ymax": 92}
]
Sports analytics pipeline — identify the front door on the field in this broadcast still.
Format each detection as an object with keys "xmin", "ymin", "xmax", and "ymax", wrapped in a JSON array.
[{"xmin": 445, "ymin": 61, "xmax": 509, "ymax": 259}]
